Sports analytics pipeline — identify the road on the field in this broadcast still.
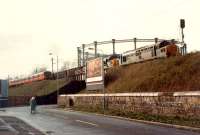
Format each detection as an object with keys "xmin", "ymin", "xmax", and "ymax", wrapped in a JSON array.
[{"xmin": 0, "ymin": 106, "xmax": 199, "ymax": 135}]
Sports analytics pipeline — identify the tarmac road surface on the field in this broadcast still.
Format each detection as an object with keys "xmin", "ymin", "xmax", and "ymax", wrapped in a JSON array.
[{"xmin": 0, "ymin": 106, "xmax": 199, "ymax": 135}]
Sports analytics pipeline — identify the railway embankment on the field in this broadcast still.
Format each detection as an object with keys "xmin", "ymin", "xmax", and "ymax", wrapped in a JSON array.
[
  {"xmin": 104, "ymin": 51, "xmax": 200, "ymax": 93},
  {"xmin": 9, "ymin": 52, "xmax": 200, "ymax": 97},
  {"xmin": 8, "ymin": 79, "xmax": 67, "ymax": 97}
]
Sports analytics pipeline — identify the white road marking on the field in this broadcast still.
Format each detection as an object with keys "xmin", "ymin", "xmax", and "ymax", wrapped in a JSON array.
[{"xmin": 75, "ymin": 120, "xmax": 98, "ymax": 127}]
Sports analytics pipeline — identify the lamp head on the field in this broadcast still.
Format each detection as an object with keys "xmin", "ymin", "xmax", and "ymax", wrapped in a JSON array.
[{"xmin": 88, "ymin": 48, "xmax": 94, "ymax": 50}]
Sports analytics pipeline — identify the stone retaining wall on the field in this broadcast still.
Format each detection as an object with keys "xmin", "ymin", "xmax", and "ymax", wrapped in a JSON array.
[
  {"xmin": 58, "ymin": 91, "xmax": 200, "ymax": 118},
  {"xmin": 8, "ymin": 96, "xmax": 31, "ymax": 106}
]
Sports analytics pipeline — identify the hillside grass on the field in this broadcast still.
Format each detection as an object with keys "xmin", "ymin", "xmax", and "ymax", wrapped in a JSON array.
[
  {"xmin": 9, "ymin": 52, "xmax": 200, "ymax": 96},
  {"xmin": 8, "ymin": 79, "xmax": 67, "ymax": 96},
  {"xmin": 104, "ymin": 52, "xmax": 200, "ymax": 93}
]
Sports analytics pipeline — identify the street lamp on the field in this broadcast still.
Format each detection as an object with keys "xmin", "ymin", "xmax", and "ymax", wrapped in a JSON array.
[
  {"xmin": 88, "ymin": 48, "xmax": 104, "ymax": 57},
  {"xmin": 49, "ymin": 53, "xmax": 59, "ymax": 99},
  {"xmin": 49, "ymin": 53, "xmax": 54, "ymax": 77}
]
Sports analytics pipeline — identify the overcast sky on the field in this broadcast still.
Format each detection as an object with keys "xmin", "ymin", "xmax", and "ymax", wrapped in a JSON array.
[{"xmin": 0, "ymin": 0, "xmax": 199, "ymax": 79}]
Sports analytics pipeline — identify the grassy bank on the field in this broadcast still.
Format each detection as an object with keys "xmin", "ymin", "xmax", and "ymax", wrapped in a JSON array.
[
  {"xmin": 103, "ymin": 52, "xmax": 200, "ymax": 93},
  {"xmin": 8, "ymin": 79, "xmax": 67, "ymax": 96},
  {"xmin": 9, "ymin": 52, "xmax": 200, "ymax": 96}
]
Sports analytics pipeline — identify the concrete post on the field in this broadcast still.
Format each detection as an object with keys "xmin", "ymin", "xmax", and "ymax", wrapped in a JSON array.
[
  {"xmin": 154, "ymin": 38, "xmax": 158, "ymax": 57},
  {"xmin": 51, "ymin": 57, "xmax": 54, "ymax": 74},
  {"xmin": 112, "ymin": 39, "xmax": 115, "ymax": 54},
  {"xmin": 134, "ymin": 38, "xmax": 137, "ymax": 50},
  {"xmin": 94, "ymin": 41, "xmax": 97, "ymax": 58},
  {"xmin": 77, "ymin": 47, "xmax": 80, "ymax": 67},
  {"xmin": 85, "ymin": 52, "xmax": 89, "ymax": 63},
  {"xmin": 155, "ymin": 37, "xmax": 158, "ymax": 44},
  {"xmin": 56, "ymin": 55, "xmax": 59, "ymax": 97},
  {"xmin": 82, "ymin": 44, "xmax": 85, "ymax": 66},
  {"xmin": 184, "ymin": 43, "xmax": 187, "ymax": 54}
]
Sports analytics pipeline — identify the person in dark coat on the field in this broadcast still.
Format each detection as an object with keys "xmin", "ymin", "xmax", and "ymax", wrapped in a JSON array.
[{"xmin": 30, "ymin": 96, "xmax": 37, "ymax": 114}]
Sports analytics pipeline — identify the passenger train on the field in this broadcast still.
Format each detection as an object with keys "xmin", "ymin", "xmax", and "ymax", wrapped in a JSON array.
[
  {"xmin": 9, "ymin": 71, "xmax": 52, "ymax": 87},
  {"xmin": 9, "ymin": 40, "xmax": 179, "ymax": 87},
  {"xmin": 9, "ymin": 67, "xmax": 85, "ymax": 87}
]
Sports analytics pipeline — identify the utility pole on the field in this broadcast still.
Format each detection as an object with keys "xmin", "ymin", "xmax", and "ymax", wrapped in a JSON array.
[
  {"xmin": 94, "ymin": 41, "xmax": 97, "ymax": 58},
  {"xmin": 112, "ymin": 39, "xmax": 115, "ymax": 55},
  {"xmin": 82, "ymin": 44, "xmax": 85, "ymax": 66},
  {"xmin": 49, "ymin": 53, "xmax": 54, "ymax": 79},
  {"xmin": 134, "ymin": 38, "xmax": 137, "ymax": 50},
  {"xmin": 154, "ymin": 38, "xmax": 158, "ymax": 57},
  {"xmin": 85, "ymin": 52, "xmax": 89, "ymax": 62},
  {"xmin": 77, "ymin": 47, "xmax": 81, "ymax": 67},
  {"xmin": 51, "ymin": 57, "xmax": 54, "ymax": 73}
]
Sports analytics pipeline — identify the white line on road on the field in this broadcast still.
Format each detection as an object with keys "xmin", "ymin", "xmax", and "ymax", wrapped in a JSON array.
[{"xmin": 75, "ymin": 120, "xmax": 98, "ymax": 127}]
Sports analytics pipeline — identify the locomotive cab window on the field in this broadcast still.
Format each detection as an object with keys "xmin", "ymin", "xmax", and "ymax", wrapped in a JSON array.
[
  {"xmin": 122, "ymin": 56, "xmax": 127, "ymax": 62},
  {"xmin": 161, "ymin": 48, "xmax": 166, "ymax": 52}
]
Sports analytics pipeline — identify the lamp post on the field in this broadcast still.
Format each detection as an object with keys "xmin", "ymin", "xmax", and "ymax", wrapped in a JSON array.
[
  {"xmin": 49, "ymin": 53, "xmax": 59, "ymax": 99},
  {"xmin": 88, "ymin": 48, "xmax": 104, "ymax": 57},
  {"xmin": 49, "ymin": 53, "xmax": 54, "ymax": 78},
  {"xmin": 56, "ymin": 55, "xmax": 59, "ymax": 98}
]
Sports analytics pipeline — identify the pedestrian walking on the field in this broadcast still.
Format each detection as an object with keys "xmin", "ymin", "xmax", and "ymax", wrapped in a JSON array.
[{"xmin": 30, "ymin": 96, "xmax": 37, "ymax": 114}]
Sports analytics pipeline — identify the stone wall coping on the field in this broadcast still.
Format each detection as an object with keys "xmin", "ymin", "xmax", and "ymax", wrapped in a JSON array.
[
  {"xmin": 173, "ymin": 91, "xmax": 200, "ymax": 96},
  {"xmin": 60, "ymin": 92, "xmax": 162, "ymax": 97},
  {"xmin": 59, "ymin": 91, "xmax": 200, "ymax": 97}
]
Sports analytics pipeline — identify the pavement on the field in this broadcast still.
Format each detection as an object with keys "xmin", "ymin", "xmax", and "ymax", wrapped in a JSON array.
[
  {"xmin": 0, "ymin": 116, "xmax": 45, "ymax": 135},
  {"xmin": 0, "ymin": 105, "xmax": 199, "ymax": 135}
]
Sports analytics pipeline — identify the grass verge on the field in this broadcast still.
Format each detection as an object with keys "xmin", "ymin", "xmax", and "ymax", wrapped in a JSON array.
[
  {"xmin": 9, "ymin": 79, "xmax": 67, "ymax": 96},
  {"xmin": 72, "ymin": 106, "xmax": 200, "ymax": 128}
]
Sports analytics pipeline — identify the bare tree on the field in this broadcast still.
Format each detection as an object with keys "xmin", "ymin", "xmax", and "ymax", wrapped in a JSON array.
[{"xmin": 32, "ymin": 66, "xmax": 47, "ymax": 74}]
